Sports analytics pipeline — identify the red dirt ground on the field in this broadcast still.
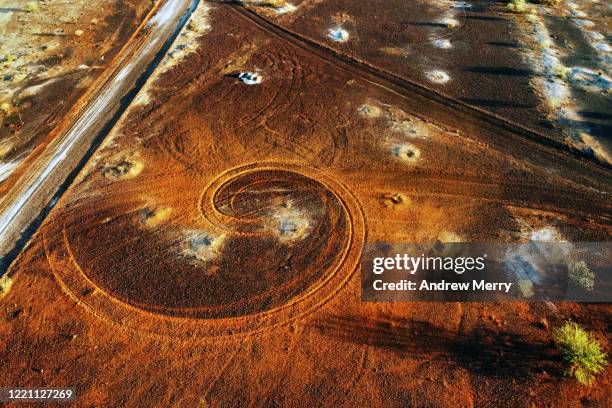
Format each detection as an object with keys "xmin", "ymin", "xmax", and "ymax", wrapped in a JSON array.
[
  {"xmin": 0, "ymin": 2, "xmax": 610, "ymax": 407},
  {"xmin": 248, "ymin": 0, "xmax": 612, "ymax": 161},
  {"xmin": 0, "ymin": 0, "xmax": 155, "ymax": 198},
  {"xmin": 250, "ymin": 0, "xmax": 559, "ymax": 138}
]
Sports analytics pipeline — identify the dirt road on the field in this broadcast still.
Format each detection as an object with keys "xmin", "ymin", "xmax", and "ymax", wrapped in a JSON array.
[{"xmin": 0, "ymin": 0, "xmax": 199, "ymax": 268}]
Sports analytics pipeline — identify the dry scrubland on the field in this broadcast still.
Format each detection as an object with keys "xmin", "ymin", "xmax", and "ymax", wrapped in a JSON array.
[
  {"xmin": 0, "ymin": 0, "xmax": 610, "ymax": 407},
  {"xmin": 0, "ymin": 0, "xmax": 154, "ymax": 195}
]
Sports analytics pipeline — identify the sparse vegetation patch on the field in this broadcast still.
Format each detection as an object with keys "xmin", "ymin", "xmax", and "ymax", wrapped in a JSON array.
[
  {"xmin": 567, "ymin": 261, "xmax": 595, "ymax": 291},
  {"xmin": 507, "ymin": 0, "xmax": 526, "ymax": 13},
  {"xmin": 554, "ymin": 322, "xmax": 607, "ymax": 386}
]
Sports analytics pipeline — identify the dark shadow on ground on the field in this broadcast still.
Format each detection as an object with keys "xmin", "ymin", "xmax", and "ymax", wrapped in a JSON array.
[
  {"xmin": 459, "ymin": 98, "xmax": 535, "ymax": 109},
  {"xmin": 578, "ymin": 111, "xmax": 612, "ymax": 121},
  {"xmin": 464, "ymin": 66, "xmax": 533, "ymax": 77},
  {"xmin": 411, "ymin": 22, "xmax": 453, "ymax": 28},
  {"xmin": 563, "ymin": 118, "xmax": 612, "ymax": 140},
  {"xmin": 486, "ymin": 41, "xmax": 522, "ymax": 49},
  {"xmin": 315, "ymin": 314, "xmax": 562, "ymax": 381}
]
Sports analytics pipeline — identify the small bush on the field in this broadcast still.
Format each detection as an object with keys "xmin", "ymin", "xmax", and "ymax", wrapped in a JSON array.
[
  {"xmin": 0, "ymin": 275, "xmax": 12, "ymax": 298},
  {"xmin": 507, "ymin": 0, "xmax": 526, "ymax": 13},
  {"xmin": 553, "ymin": 66, "xmax": 571, "ymax": 81},
  {"xmin": 518, "ymin": 279, "xmax": 534, "ymax": 298},
  {"xmin": 241, "ymin": 0, "xmax": 287, "ymax": 7},
  {"xmin": 525, "ymin": 12, "xmax": 538, "ymax": 23},
  {"xmin": 553, "ymin": 322, "xmax": 607, "ymax": 386},
  {"xmin": 267, "ymin": 0, "xmax": 288, "ymax": 6},
  {"xmin": 26, "ymin": 1, "xmax": 39, "ymax": 12},
  {"xmin": 568, "ymin": 261, "xmax": 595, "ymax": 291}
]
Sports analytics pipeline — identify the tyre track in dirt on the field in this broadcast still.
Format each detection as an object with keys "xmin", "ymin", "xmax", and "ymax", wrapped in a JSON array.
[
  {"xmin": 0, "ymin": 0, "xmax": 201, "ymax": 272},
  {"xmin": 225, "ymin": 3, "xmax": 611, "ymax": 188},
  {"xmin": 362, "ymin": 173, "xmax": 611, "ymax": 223}
]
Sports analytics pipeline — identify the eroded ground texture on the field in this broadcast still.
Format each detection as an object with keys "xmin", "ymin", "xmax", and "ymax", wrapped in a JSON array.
[
  {"xmin": 0, "ymin": 0, "xmax": 155, "ymax": 194},
  {"xmin": 251, "ymin": 0, "xmax": 612, "ymax": 164},
  {"xmin": 0, "ymin": 1, "xmax": 610, "ymax": 407}
]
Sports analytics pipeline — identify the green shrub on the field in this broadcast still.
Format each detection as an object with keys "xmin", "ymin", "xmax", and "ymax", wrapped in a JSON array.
[
  {"xmin": 26, "ymin": 1, "xmax": 39, "ymax": 12},
  {"xmin": 0, "ymin": 275, "xmax": 12, "ymax": 297},
  {"xmin": 241, "ymin": 0, "xmax": 287, "ymax": 7},
  {"xmin": 568, "ymin": 261, "xmax": 595, "ymax": 291},
  {"xmin": 507, "ymin": 0, "xmax": 526, "ymax": 13},
  {"xmin": 553, "ymin": 322, "xmax": 607, "ymax": 386}
]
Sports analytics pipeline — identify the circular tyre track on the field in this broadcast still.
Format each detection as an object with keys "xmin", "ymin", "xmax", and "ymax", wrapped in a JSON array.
[{"xmin": 43, "ymin": 162, "xmax": 365, "ymax": 339}]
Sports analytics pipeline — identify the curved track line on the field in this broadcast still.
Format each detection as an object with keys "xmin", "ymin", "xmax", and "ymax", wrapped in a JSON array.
[
  {"xmin": 43, "ymin": 161, "xmax": 367, "ymax": 339},
  {"xmin": 0, "ymin": 0, "xmax": 200, "ymax": 271},
  {"xmin": 225, "ymin": 4, "xmax": 611, "ymax": 183}
]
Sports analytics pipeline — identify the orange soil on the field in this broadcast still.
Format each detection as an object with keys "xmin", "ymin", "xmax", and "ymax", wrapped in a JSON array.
[
  {"xmin": 0, "ymin": 0, "xmax": 155, "ymax": 197},
  {"xmin": 1, "ymin": 4, "xmax": 610, "ymax": 407}
]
